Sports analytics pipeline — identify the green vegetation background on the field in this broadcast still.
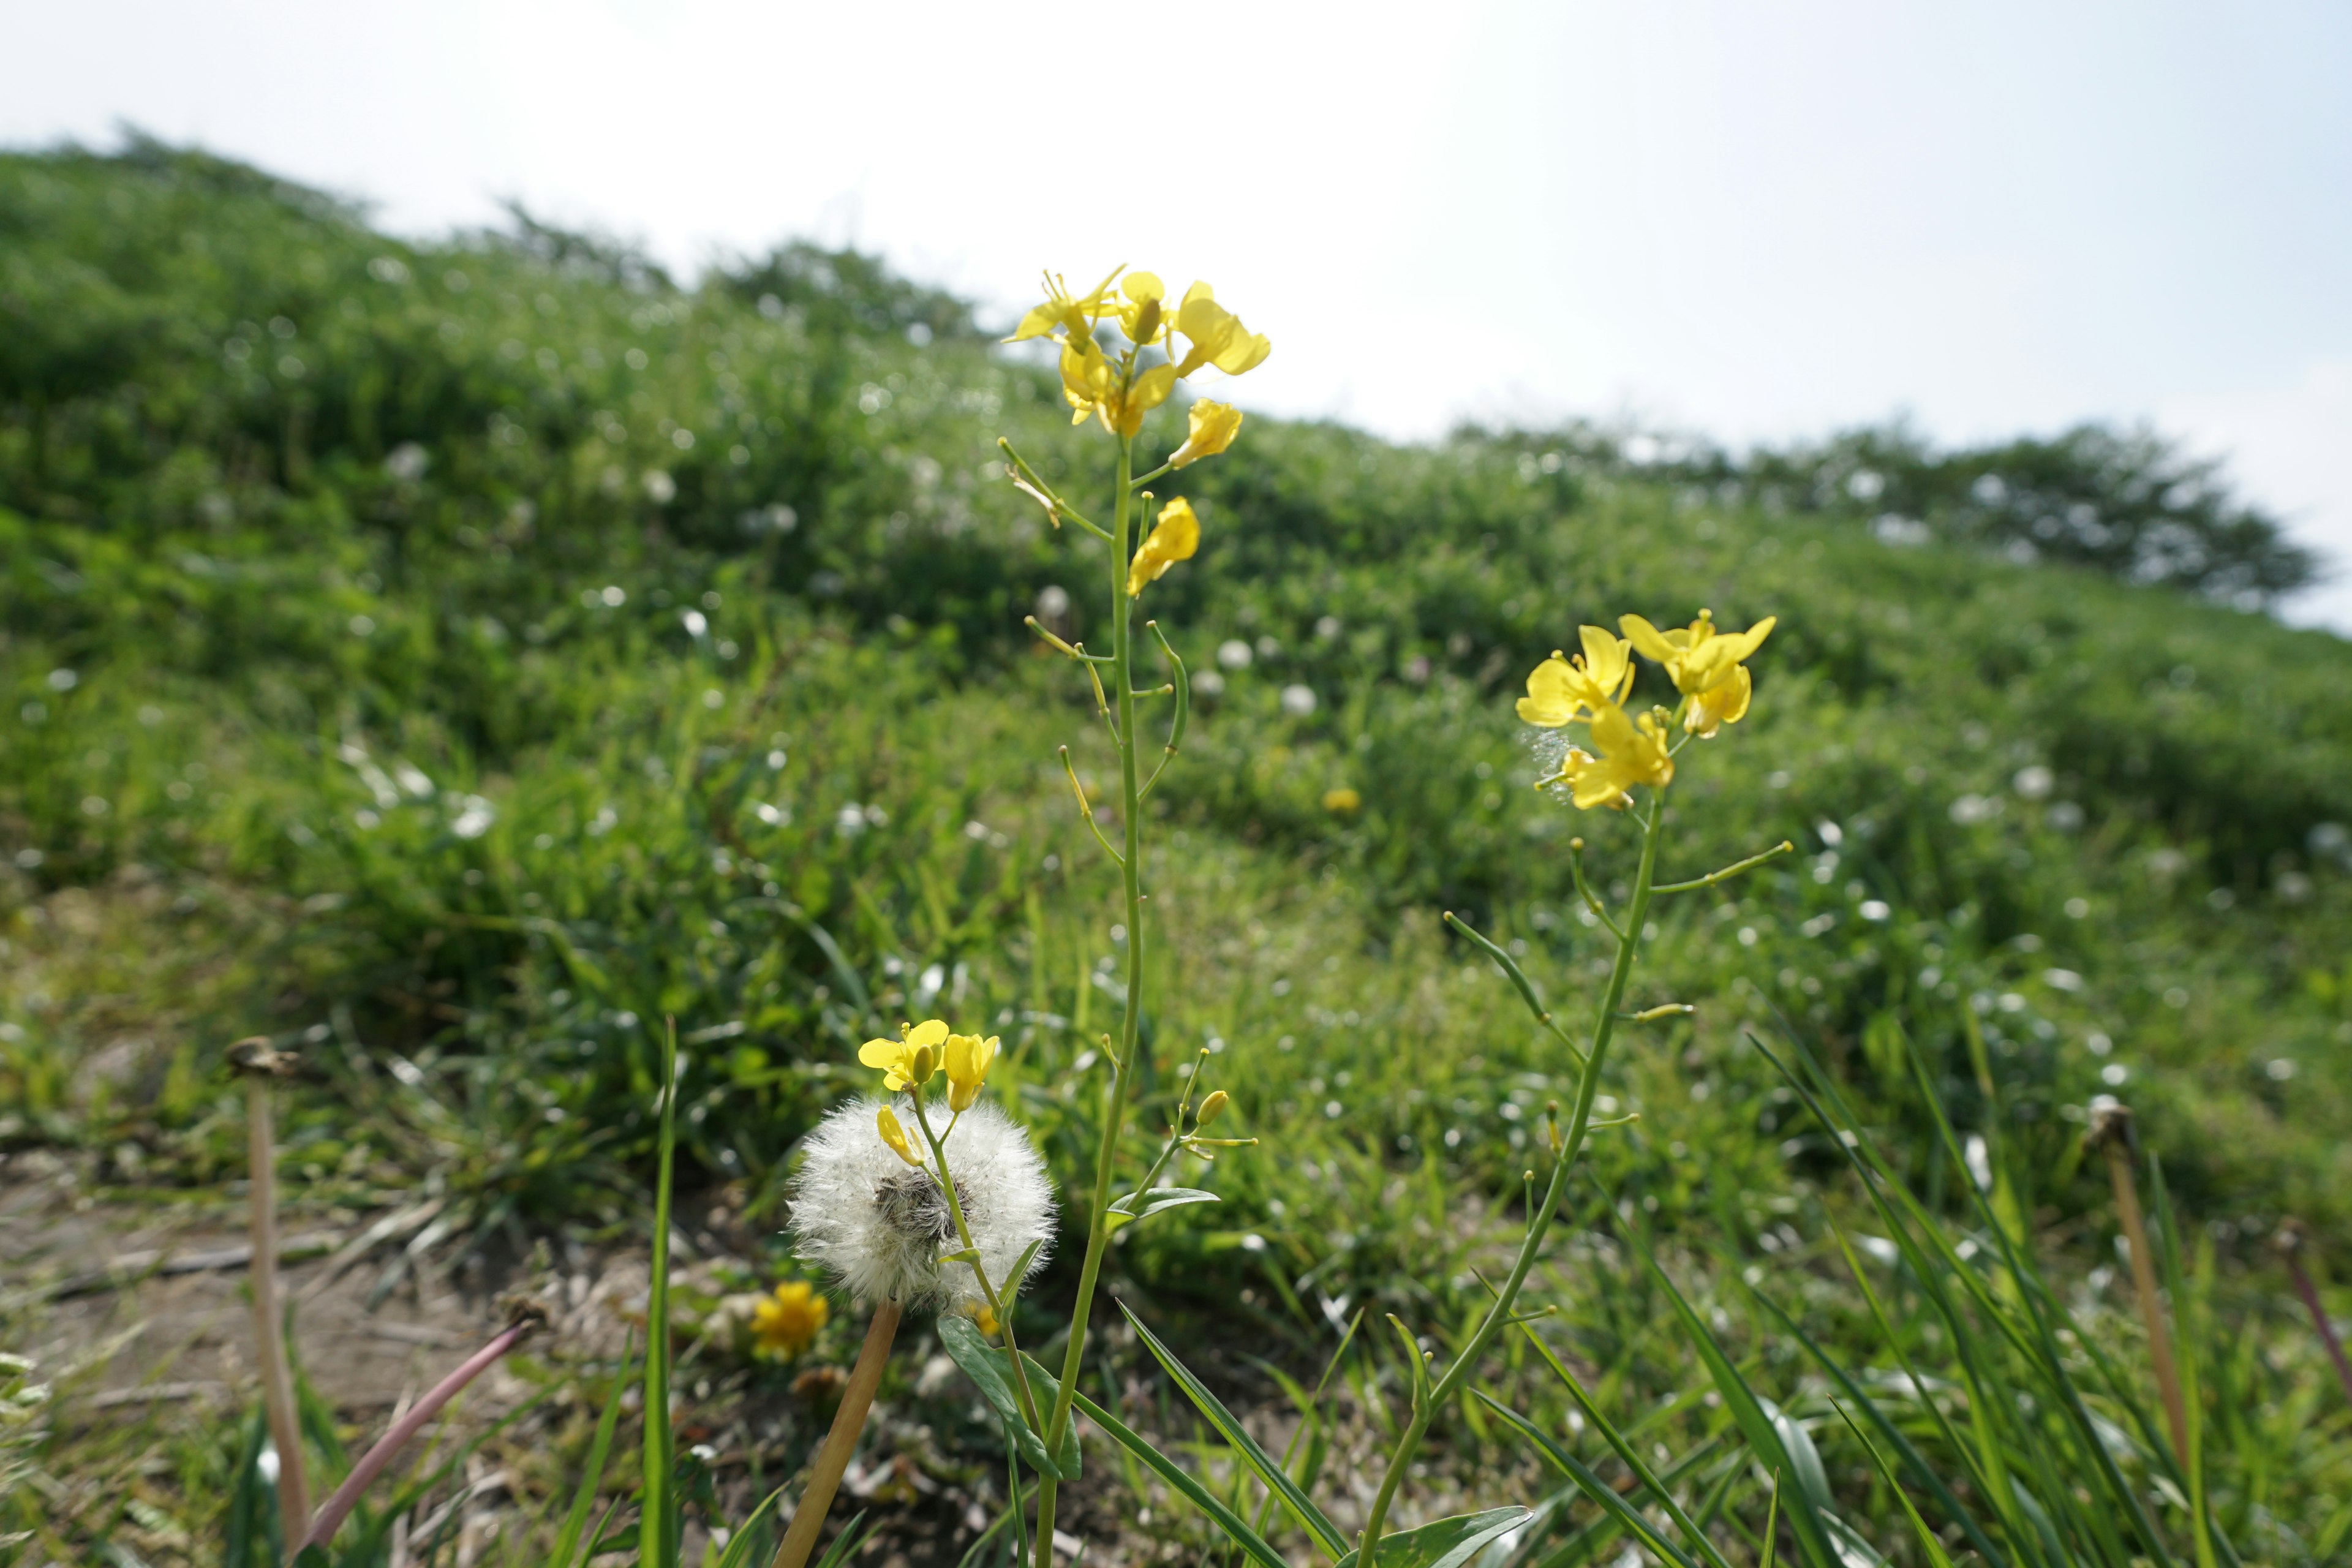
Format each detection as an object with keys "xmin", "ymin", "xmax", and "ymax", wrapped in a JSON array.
[{"xmin": 6, "ymin": 138, "xmax": 2352, "ymax": 1553}]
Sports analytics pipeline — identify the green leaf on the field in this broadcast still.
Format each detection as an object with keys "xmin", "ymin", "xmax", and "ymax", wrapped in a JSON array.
[
  {"xmin": 1120, "ymin": 1300, "xmax": 1350, "ymax": 1560},
  {"xmin": 937, "ymin": 1314, "xmax": 1071, "ymax": 1480},
  {"xmin": 1335, "ymin": 1507, "xmax": 1529, "ymax": 1568},
  {"xmin": 1058, "ymin": 1379, "xmax": 1290, "ymax": 1568},
  {"xmin": 1106, "ymin": 1187, "xmax": 1221, "ymax": 1231}
]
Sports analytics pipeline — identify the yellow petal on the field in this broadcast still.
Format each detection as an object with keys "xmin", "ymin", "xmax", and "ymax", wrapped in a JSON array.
[
  {"xmin": 876, "ymin": 1106, "xmax": 921, "ymax": 1167},
  {"xmin": 859, "ymin": 1038, "xmax": 908, "ymax": 1069},
  {"xmin": 1209, "ymin": 330, "xmax": 1271, "ymax": 376},
  {"xmin": 1170, "ymin": 399, "xmax": 1243, "ymax": 468},
  {"xmin": 905, "ymin": 1019, "xmax": 950, "ymax": 1048},
  {"xmin": 1515, "ymin": 656, "xmax": 1580, "ymax": 728},
  {"xmin": 1618, "ymin": 614, "xmax": 1678, "ymax": 665},
  {"xmin": 1122, "ymin": 271, "xmax": 1164, "ymax": 305}
]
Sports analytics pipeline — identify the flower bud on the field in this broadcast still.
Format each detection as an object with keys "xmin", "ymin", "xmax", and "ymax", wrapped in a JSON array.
[
  {"xmin": 907, "ymin": 1044, "xmax": 937, "ymax": 1086},
  {"xmin": 1196, "ymin": 1090, "xmax": 1230, "ymax": 1128},
  {"xmin": 876, "ymin": 1106, "xmax": 922, "ymax": 1167}
]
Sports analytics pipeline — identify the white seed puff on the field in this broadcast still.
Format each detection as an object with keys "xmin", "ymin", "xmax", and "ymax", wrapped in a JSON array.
[{"xmin": 789, "ymin": 1095, "xmax": 1055, "ymax": 1310}]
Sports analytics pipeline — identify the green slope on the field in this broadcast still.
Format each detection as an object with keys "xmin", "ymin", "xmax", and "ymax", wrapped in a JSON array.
[{"xmin": 3, "ymin": 135, "xmax": 2350, "ymax": 1283}]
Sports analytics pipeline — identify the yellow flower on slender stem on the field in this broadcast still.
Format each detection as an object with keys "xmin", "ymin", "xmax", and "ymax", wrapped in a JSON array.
[
  {"xmin": 1516, "ymin": 627, "xmax": 1635, "ymax": 728},
  {"xmin": 1127, "ymin": 497, "xmax": 1200, "ymax": 597},
  {"xmin": 944, "ymin": 1032, "xmax": 1000, "ymax": 1113},
  {"xmin": 1172, "ymin": 283, "xmax": 1272, "ymax": 378},
  {"xmin": 859, "ymin": 1019, "xmax": 948, "ymax": 1091},
  {"xmin": 1006, "ymin": 266, "xmax": 1123, "ymax": 344},
  {"xmin": 752, "ymin": 1281, "xmax": 829, "ymax": 1359},
  {"xmin": 1618, "ymin": 610, "xmax": 1776, "ymax": 737},
  {"xmin": 1555, "ymin": 701, "xmax": 1675, "ymax": 810},
  {"xmin": 1170, "ymin": 400, "xmax": 1244, "ymax": 469}
]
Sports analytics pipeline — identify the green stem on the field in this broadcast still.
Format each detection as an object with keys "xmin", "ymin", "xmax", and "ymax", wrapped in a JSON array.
[
  {"xmin": 1034, "ymin": 432, "xmax": 1142, "ymax": 1554},
  {"xmin": 911, "ymin": 1095, "xmax": 1046, "ymax": 1436},
  {"xmin": 1357, "ymin": 791, "xmax": 1666, "ymax": 1568}
]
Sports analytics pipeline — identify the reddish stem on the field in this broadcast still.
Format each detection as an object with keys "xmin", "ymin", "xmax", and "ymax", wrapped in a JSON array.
[
  {"xmin": 300, "ymin": 1322, "xmax": 530, "ymax": 1550},
  {"xmin": 2286, "ymin": 1246, "xmax": 2352, "ymax": 1409}
]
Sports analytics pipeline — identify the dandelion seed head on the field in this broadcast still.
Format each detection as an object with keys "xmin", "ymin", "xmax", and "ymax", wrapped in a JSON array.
[{"xmin": 790, "ymin": 1095, "xmax": 1054, "ymax": 1310}]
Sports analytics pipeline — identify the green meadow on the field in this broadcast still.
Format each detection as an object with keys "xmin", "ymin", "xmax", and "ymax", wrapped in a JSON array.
[{"xmin": 6, "ymin": 139, "xmax": 2352, "ymax": 1564}]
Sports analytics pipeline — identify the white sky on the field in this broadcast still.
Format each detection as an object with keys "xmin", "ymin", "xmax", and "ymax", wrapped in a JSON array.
[{"xmin": 8, "ymin": 0, "xmax": 2350, "ymax": 628}]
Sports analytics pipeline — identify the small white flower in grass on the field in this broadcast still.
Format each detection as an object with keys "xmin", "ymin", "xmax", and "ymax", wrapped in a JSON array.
[{"xmin": 790, "ymin": 1095, "xmax": 1054, "ymax": 1310}]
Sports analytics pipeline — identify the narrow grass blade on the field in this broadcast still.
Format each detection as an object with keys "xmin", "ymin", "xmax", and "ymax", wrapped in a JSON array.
[
  {"xmin": 1504, "ymin": 1319, "xmax": 1736, "ymax": 1568},
  {"xmin": 810, "ymin": 1509, "xmax": 875, "ymax": 1568},
  {"xmin": 643, "ymin": 1019, "xmax": 681, "ymax": 1568},
  {"xmin": 1471, "ymin": 1392, "xmax": 1706, "ymax": 1568},
  {"xmin": 1829, "ymin": 1401, "xmax": 1954, "ymax": 1568},
  {"xmin": 1627, "ymin": 1240, "xmax": 1839, "ymax": 1568},
  {"xmin": 1121, "ymin": 1300, "xmax": 1349, "ymax": 1560},
  {"xmin": 1331, "ymin": 1507, "xmax": 1528, "ymax": 1568},
  {"xmin": 550, "ymin": 1332, "xmax": 635, "ymax": 1568},
  {"xmin": 1058, "ymin": 1381, "xmax": 1293, "ymax": 1568},
  {"xmin": 711, "ymin": 1483, "xmax": 788, "ymax": 1568},
  {"xmin": 1743, "ymin": 1278, "xmax": 2007, "ymax": 1568}
]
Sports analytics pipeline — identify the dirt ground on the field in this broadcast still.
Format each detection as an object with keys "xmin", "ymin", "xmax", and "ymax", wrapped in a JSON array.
[{"xmin": 1, "ymin": 1152, "xmax": 1258, "ymax": 1566}]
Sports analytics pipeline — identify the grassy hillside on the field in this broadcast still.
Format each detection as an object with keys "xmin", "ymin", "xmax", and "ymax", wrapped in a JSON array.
[{"xmin": 7, "ymin": 140, "xmax": 2352, "ymax": 1558}]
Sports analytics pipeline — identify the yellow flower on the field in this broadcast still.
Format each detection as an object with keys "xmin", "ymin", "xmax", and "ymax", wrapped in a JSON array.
[
  {"xmin": 1006, "ymin": 265, "xmax": 1123, "ymax": 344},
  {"xmin": 1170, "ymin": 400, "xmax": 1244, "ymax": 469},
  {"xmin": 1321, "ymin": 786, "xmax": 1362, "ymax": 814},
  {"xmin": 1128, "ymin": 497, "xmax": 1200, "ymax": 597},
  {"xmin": 944, "ymin": 1031, "xmax": 999, "ymax": 1113},
  {"xmin": 970, "ymin": 1300, "xmax": 1001, "ymax": 1338},
  {"xmin": 1172, "ymin": 283, "xmax": 1272, "ymax": 379},
  {"xmin": 1515, "ymin": 626, "xmax": 1635, "ymax": 728},
  {"xmin": 1117, "ymin": 272, "xmax": 1168, "ymax": 346},
  {"xmin": 859, "ymin": 1019, "xmax": 948, "ymax": 1091},
  {"xmin": 1618, "ymin": 610, "xmax": 1776, "ymax": 737},
  {"xmin": 1058, "ymin": 337, "xmax": 1175, "ymax": 437},
  {"xmin": 875, "ymin": 1105, "xmax": 922, "ymax": 1166},
  {"xmin": 1555, "ymin": 701, "xmax": 1675, "ymax": 810},
  {"xmin": 752, "ymin": 1280, "xmax": 829, "ymax": 1359}
]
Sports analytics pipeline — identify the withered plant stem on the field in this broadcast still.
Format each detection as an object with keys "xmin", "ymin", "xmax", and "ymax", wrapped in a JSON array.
[
  {"xmin": 246, "ymin": 1073, "xmax": 309, "ymax": 1542},
  {"xmin": 771, "ymin": 1297, "xmax": 903, "ymax": 1568},
  {"xmin": 2104, "ymin": 1138, "xmax": 2188, "ymax": 1468}
]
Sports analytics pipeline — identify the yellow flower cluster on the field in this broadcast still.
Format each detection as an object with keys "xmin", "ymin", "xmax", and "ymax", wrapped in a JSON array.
[
  {"xmin": 1008, "ymin": 268, "xmax": 1270, "ymax": 438},
  {"xmin": 751, "ymin": 1280, "xmax": 828, "ymax": 1359},
  {"xmin": 859, "ymin": 1018, "xmax": 1003, "ymax": 1161},
  {"xmin": 1517, "ymin": 611, "xmax": 1775, "ymax": 810}
]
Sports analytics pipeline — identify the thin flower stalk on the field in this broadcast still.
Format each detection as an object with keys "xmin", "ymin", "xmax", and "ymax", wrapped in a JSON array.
[{"xmin": 228, "ymin": 1037, "xmax": 307, "ymax": 1545}]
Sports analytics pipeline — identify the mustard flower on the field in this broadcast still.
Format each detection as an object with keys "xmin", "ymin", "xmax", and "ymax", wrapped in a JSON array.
[
  {"xmin": 859, "ymin": 1019, "xmax": 948, "ymax": 1091},
  {"xmin": 944, "ymin": 1031, "xmax": 999, "ymax": 1113},
  {"xmin": 752, "ymin": 1281, "xmax": 829, "ymax": 1359},
  {"xmin": 1516, "ymin": 627, "xmax": 1636, "ymax": 728},
  {"xmin": 1619, "ymin": 610, "xmax": 1776, "ymax": 737},
  {"xmin": 1006, "ymin": 266, "xmax": 1122, "ymax": 344},
  {"xmin": 1556, "ymin": 701, "xmax": 1675, "ymax": 810},
  {"xmin": 1170, "ymin": 399, "xmax": 1244, "ymax": 469},
  {"xmin": 1128, "ymin": 497, "xmax": 1200, "ymax": 597},
  {"xmin": 1172, "ymin": 283, "xmax": 1272, "ymax": 378}
]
